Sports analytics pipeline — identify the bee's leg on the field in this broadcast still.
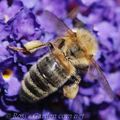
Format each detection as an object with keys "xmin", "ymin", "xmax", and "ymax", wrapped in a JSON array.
[
  {"xmin": 63, "ymin": 75, "xmax": 81, "ymax": 99},
  {"xmin": 8, "ymin": 40, "xmax": 54, "ymax": 54},
  {"xmin": 8, "ymin": 46, "xmax": 30, "ymax": 54}
]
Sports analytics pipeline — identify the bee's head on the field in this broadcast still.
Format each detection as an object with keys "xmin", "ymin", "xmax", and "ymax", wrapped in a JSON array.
[
  {"xmin": 77, "ymin": 29, "xmax": 98, "ymax": 56},
  {"xmin": 66, "ymin": 29, "xmax": 98, "ymax": 66}
]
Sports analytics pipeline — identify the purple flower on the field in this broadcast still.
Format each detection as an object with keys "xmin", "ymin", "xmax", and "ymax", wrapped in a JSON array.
[
  {"xmin": 0, "ymin": 0, "xmax": 23, "ymax": 23},
  {"xmin": 0, "ymin": 109, "xmax": 6, "ymax": 117},
  {"xmin": 0, "ymin": 43, "xmax": 13, "ymax": 71},
  {"xmin": 0, "ymin": 0, "xmax": 8, "ymax": 20},
  {"xmin": 94, "ymin": 21, "xmax": 116, "ymax": 38},
  {"xmin": 11, "ymin": 8, "xmax": 42, "ymax": 40},
  {"xmin": 20, "ymin": 0, "xmax": 37, "ymax": 8},
  {"xmin": 0, "ymin": 0, "xmax": 120, "ymax": 120},
  {"xmin": 99, "ymin": 106, "xmax": 118, "ymax": 120},
  {"xmin": 0, "ymin": 21, "xmax": 10, "ymax": 41},
  {"xmin": 6, "ymin": 76, "xmax": 20, "ymax": 96},
  {"xmin": 65, "ymin": 96, "xmax": 83, "ymax": 114},
  {"xmin": 81, "ymin": 0, "xmax": 100, "ymax": 6},
  {"xmin": 33, "ymin": 0, "xmax": 67, "ymax": 18}
]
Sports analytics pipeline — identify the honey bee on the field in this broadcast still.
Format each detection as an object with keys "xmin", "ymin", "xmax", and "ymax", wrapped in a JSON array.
[{"xmin": 8, "ymin": 10, "xmax": 115, "ymax": 103}]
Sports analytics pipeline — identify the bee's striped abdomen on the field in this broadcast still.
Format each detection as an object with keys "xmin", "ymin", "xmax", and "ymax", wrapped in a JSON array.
[
  {"xmin": 37, "ymin": 56, "xmax": 67, "ymax": 87},
  {"xmin": 19, "ymin": 54, "xmax": 68, "ymax": 103}
]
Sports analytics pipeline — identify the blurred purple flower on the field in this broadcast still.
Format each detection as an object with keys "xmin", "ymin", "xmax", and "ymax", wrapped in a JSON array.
[
  {"xmin": 0, "ymin": 21, "xmax": 10, "ymax": 41},
  {"xmin": 0, "ymin": 0, "xmax": 8, "ymax": 20},
  {"xmin": 0, "ymin": 109, "xmax": 6, "ymax": 117},
  {"xmin": 0, "ymin": 0, "xmax": 23, "ymax": 23},
  {"xmin": 65, "ymin": 96, "xmax": 83, "ymax": 114},
  {"xmin": 99, "ymin": 106, "xmax": 118, "ymax": 120},
  {"xmin": 11, "ymin": 8, "xmax": 42, "ymax": 40},
  {"xmin": 20, "ymin": 0, "xmax": 37, "ymax": 8},
  {"xmin": 6, "ymin": 76, "xmax": 20, "ymax": 96},
  {"xmin": 0, "ymin": 0, "xmax": 120, "ymax": 120},
  {"xmin": 81, "ymin": 0, "xmax": 100, "ymax": 6},
  {"xmin": 0, "ymin": 43, "xmax": 13, "ymax": 71},
  {"xmin": 34, "ymin": 0, "xmax": 67, "ymax": 17}
]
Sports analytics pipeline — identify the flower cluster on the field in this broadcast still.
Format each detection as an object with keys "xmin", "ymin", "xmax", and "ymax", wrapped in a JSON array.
[{"xmin": 0, "ymin": 0, "xmax": 120, "ymax": 120}]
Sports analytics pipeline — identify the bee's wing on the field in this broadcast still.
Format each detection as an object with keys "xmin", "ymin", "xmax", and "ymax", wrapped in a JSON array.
[
  {"xmin": 86, "ymin": 62, "xmax": 97, "ymax": 80},
  {"xmin": 87, "ymin": 58, "xmax": 115, "ymax": 100},
  {"xmin": 39, "ymin": 10, "xmax": 74, "ymax": 37}
]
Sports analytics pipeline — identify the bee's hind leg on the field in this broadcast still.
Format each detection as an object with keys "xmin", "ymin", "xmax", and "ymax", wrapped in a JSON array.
[
  {"xmin": 63, "ymin": 75, "xmax": 81, "ymax": 99},
  {"xmin": 8, "ymin": 40, "xmax": 54, "ymax": 54}
]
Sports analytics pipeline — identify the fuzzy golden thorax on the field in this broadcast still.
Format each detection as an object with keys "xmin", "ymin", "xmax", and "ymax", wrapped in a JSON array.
[{"xmin": 65, "ymin": 29, "xmax": 98, "ymax": 67}]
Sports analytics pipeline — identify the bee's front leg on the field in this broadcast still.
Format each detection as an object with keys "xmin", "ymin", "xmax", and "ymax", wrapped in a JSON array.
[
  {"xmin": 8, "ymin": 40, "xmax": 53, "ymax": 54},
  {"xmin": 63, "ymin": 75, "xmax": 81, "ymax": 99}
]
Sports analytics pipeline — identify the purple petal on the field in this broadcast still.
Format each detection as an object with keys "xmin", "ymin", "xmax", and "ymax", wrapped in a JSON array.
[
  {"xmin": 0, "ymin": 0, "xmax": 8, "ymax": 20},
  {"xmin": 93, "ymin": 21, "xmax": 116, "ymax": 39},
  {"xmin": 0, "ymin": 22, "xmax": 10, "ymax": 40},
  {"xmin": 5, "ymin": 1, "xmax": 23, "ymax": 21},
  {"xmin": 66, "ymin": 96, "xmax": 83, "ymax": 114},
  {"xmin": 81, "ymin": 0, "xmax": 100, "ymax": 6},
  {"xmin": 0, "ymin": 0, "xmax": 23, "ymax": 23},
  {"xmin": 0, "ymin": 109, "xmax": 6, "ymax": 117},
  {"xmin": 21, "ymin": 0, "xmax": 37, "ymax": 8},
  {"xmin": 107, "ymin": 72, "xmax": 120, "ymax": 93},
  {"xmin": 99, "ymin": 106, "xmax": 118, "ymax": 120},
  {"xmin": 6, "ymin": 76, "xmax": 20, "ymax": 96},
  {"xmin": 11, "ymin": 8, "xmax": 41, "ymax": 40}
]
